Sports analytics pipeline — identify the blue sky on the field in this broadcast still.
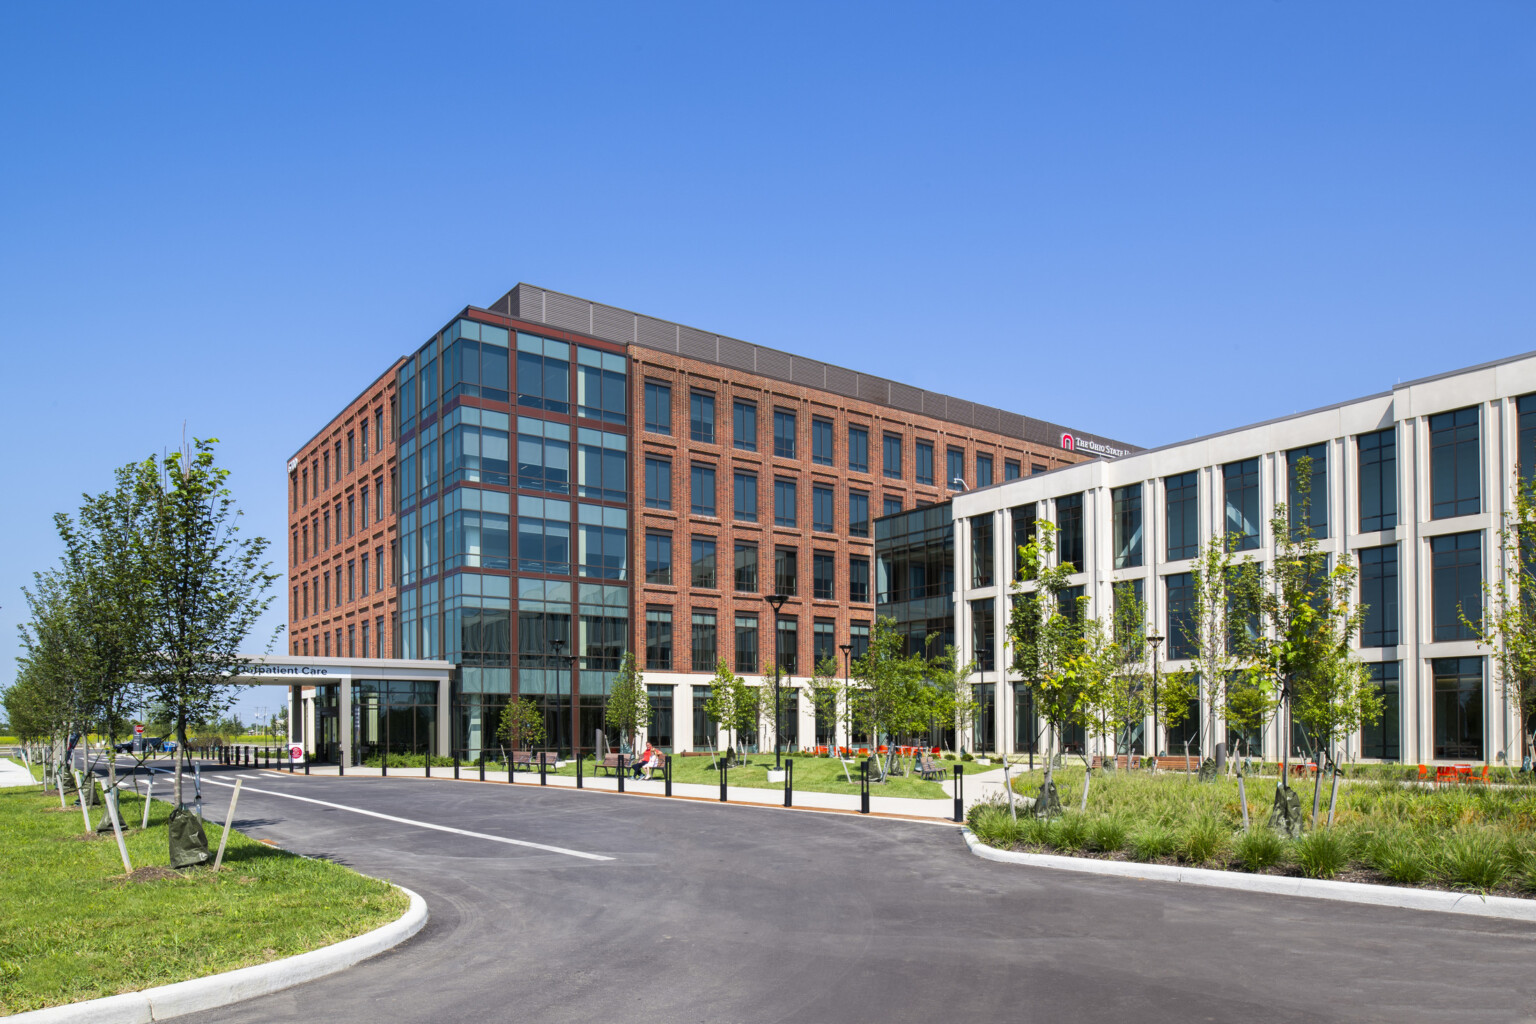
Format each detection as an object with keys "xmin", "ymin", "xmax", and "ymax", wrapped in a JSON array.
[{"xmin": 2, "ymin": 2, "xmax": 1532, "ymax": 727}]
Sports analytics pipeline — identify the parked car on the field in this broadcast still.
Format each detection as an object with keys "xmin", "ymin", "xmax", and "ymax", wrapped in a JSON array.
[{"xmin": 113, "ymin": 736, "xmax": 168, "ymax": 754}]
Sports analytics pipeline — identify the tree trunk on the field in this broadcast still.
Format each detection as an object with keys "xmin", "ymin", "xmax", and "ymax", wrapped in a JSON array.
[{"xmin": 173, "ymin": 707, "xmax": 186, "ymax": 809}]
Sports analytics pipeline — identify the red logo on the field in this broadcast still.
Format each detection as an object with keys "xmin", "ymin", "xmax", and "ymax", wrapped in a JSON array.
[{"xmin": 1060, "ymin": 433, "xmax": 1075, "ymax": 451}]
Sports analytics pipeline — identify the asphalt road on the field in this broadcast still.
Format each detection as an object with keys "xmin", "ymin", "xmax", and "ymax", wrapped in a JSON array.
[{"xmin": 95, "ymin": 760, "xmax": 1536, "ymax": 1024}]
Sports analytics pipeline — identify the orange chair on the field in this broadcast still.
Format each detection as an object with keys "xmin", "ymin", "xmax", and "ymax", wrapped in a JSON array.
[{"xmin": 1416, "ymin": 764, "xmax": 1430, "ymax": 784}]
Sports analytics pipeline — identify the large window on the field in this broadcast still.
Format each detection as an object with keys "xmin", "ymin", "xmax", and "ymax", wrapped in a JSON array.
[
  {"xmin": 691, "ymin": 463, "xmax": 717, "ymax": 517},
  {"xmin": 1520, "ymin": 394, "xmax": 1536, "ymax": 481},
  {"xmin": 645, "ymin": 532, "xmax": 672, "ymax": 585},
  {"xmin": 644, "ymin": 381, "xmax": 671, "ymax": 434},
  {"xmin": 1113, "ymin": 484, "xmax": 1143, "ymax": 569},
  {"xmin": 977, "ymin": 454, "xmax": 993, "ymax": 488},
  {"xmin": 734, "ymin": 472, "xmax": 758, "ymax": 523},
  {"xmin": 516, "ymin": 496, "xmax": 570, "ymax": 575},
  {"xmin": 1430, "ymin": 407, "xmax": 1481, "ymax": 519},
  {"xmin": 734, "ymin": 401, "xmax": 757, "ymax": 451},
  {"xmin": 1358, "ymin": 428, "xmax": 1397, "ymax": 532},
  {"xmin": 915, "ymin": 441, "xmax": 934, "ymax": 486},
  {"xmin": 848, "ymin": 426, "xmax": 869, "ymax": 473},
  {"xmin": 776, "ymin": 617, "xmax": 799, "ymax": 674},
  {"xmin": 689, "ymin": 391, "xmax": 715, "ymax": 444},
  {"xmin": 947, "ymin": 448, "xmax": 964, "ymax": 488},
  {"xmin": 576, "ymin": 429, "xmax": 627, "ymax": 504},
  {"xmin": 1165, "ymin": 472, "xmax": 1199, "ymax": 561},
  {"xmin": 576, "ymin": 348, "xmax": 627, "ymax": 425},
  {"xmin": 442, "ymin": 320, "xmax": 511, "ymax": 404},
  {"xmin": 577, "ymin": 504, "xmax": 627, "ymax": 580},
  {"xmin": 812, "ymin": 418, "xmax": 834, "ymax": 466},
  {"xmin": 644, "ymin": 457, "xmax": 671, "ymax": 510},
  {"xmin": 971, "ymin": 598, "xmax": 995, "ymax": 672},
  {"xmin": 814, "ymin": 620, "xmax": 836, "ymax": 666},
  {"xmin": 850, "ymin": 556, "xmax": 870, "ymax": 604},
  {"xmin": 735, "ymin": 615, "xmax": 759, "ymax": 673},
  {"xmin": 1056, "ymin": 494, "xmax": 1084, "ymax": 571},
  {"xmin": 691, "ymin": 536, "xmax": 718, "ymax": 589},
  {"xmin": 775, "ymin": 547, "xmax": 798, "ymax": 596},
  {"xmin": 883, "ymin": 434, "xmax": 902, "ymax": 479},
  {"xmin": 1224, "ymin": 459, "xmax": 1261, "ymax": 551},
  {"xmin": 1004, "ymin": 460, "xmax": 1021, "ymax": 481},
  {"xmin": 735, "ymin": 543, "xmax": 758, "ymax": 593},
  {"xmin": 1012, "ymin": 503, "xmax": 1037, "ymax": 580},
  {"xmin": 971, "ymin": 514, "xmax": 994, "ymax": 587},
  {"xmin": 813, "ymin": 485, "xmax": 834, "ymax": 533},
  {"xmin": 692, "ymin": 612, "xmax": 717, "ymax": 671},
  {"xmin": 1432, "ymin": 657, "xmax": 1483, "ymax": 760},
  {"xmin": 1361, "ymin": 662, "xmax": 1400, "ymax": 760},
  {"xmin": 448, "ymin": 410, "xmax": 513, "ymax": 488},
  {"xmin": 646, "ymin": 609, "xmax": 673, "ymax": 670},
  {"xmin": 774, "ymin": 409, "xmax": 797, "ymax": 459},
  {"xmin": 1166, "ymin": 573, "xmax": 1195, "ymax": 660},
  {"xmin": 774, "ymin": 479, "xmax": 798, "ymax": 527},
  {"xmin": 813, "ymin": 551, "xmax": 835, "ymax": 600},
  {"xmin": 1359, "ymin": 545, "xmax": 1399, "ymax": 648},
  {"xmin": 849, "ymin": 490, "xmax": 869, "ymax": 537},
  {"xmin": 516, "ymin": 334, "xmax": 569, "ymax": 414},
  {"xmin": 1431, "ymin": 532, "xmax": 1481, "ymax": 641},
  {"xmin": 1287, "ymin": 444, "xmax": 1328, "ymax": 540}
]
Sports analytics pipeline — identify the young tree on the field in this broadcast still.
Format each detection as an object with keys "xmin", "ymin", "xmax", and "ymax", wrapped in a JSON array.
[
  {"xmin": 806, "ymin": 656, "xmax": 844, "ymax": 753},
  {"xmin": 498, "ymin": 696, "xmax": 548, "ymax": 751},
  {"xmin": 1248, "ymin": 456, "xmax": 1379, "ymax": 830},
  {"xmin": 850, "ymin": 618, "xmax": 931, "ymax": 780},
  {"xmin": 1103, "ymin": 584, "xmax": 1152, "ymax": 762},
  {"xmin": 604, "ymin": 652, "xmax": 650, "ymax": 754},
  {"xmin": 1180, "ymin": 535, "xmax": 1262, "ymax": 771},
  {"xmin": 140, "ymin": 439, "xmax": 279, "ymax": 808},
  {"xmin": 1469, "ymin": 470, "xmax": 1536, "ymax": 766},
  {"xmin": 927, "ymin": 645, "xmax": 979, "ymax": 754},
  {"xmin": 703, "ymin": 658, "xmax": 746, "ymax": 760}
]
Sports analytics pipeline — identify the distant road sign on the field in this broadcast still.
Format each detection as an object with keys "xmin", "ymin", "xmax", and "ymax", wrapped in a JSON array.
[
  {"xmin": 288, "ymin": 742, "xmax": 304, "ymax": 762},
  {"xmin": 134, "ymin": 724, "xmax": 143, "ymax": 736}
]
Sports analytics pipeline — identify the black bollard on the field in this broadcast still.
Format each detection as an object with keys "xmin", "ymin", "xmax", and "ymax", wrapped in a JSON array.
[
  {"xmin": 861, "ymin": 758, "xmax": 871, "ymax": 814},
  {"xmin": 720, "ymin": 757, "xmax": 728, "ymax": 802},
  {"xmin": 953, "ymin": 764, "xmax": 964, "ymax": 823},
  {"xmin": 664, "ymin": 755, "xmax": 672, "ymax": 798},
  {"xmin": 577, "ymin": 752, "xmax": 584, "ymax": 789},
  {"xmin": 381, "ymin": 751, "xmax": 387, "ymax": 777},
  {"xmin": 539, "ymin": 754, "xmax": 547, "ymax": 787},
  {"xmin": 304, "ymin": 756, "xmax": 310, "ymax": 776},
  {"xmin": 785, "ymin": 758, "xmax": 794, "ymax": 808},
  {"xmin": 289, "ymin": 749, "xmax": 295, "ymax": 773},
  {"xmin": 618, "ymin": 755, "xmax": 626, "ymax": 794},
  {"xmin": 454, "ymin": 751, "xmax": 460, "ymax": 780},
  {"xmin": 478, "ymin": 753, "xmax": 485, "ymax": 782}
]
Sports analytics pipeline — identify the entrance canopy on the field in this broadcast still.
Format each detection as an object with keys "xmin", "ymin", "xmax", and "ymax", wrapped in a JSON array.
[{"xmin": 231, "ymin": 655, "xmax": 455, "ymax": 764}]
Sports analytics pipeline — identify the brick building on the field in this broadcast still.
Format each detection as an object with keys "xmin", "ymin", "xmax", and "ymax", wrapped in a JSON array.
[{"xmin": 287, "ymin": 284, "xmax": 1134, "ymax": 759}]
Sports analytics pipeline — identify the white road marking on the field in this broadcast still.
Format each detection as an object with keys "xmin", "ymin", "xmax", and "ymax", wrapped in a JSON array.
[{"xmin": 198, "ymin": 777, "xmax": 614, "ymax": 862}]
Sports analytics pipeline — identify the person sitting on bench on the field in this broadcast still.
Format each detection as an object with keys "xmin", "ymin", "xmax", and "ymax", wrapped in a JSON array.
[{"xmin": 632, "ymin": 741, "xmax": 657, "ymax": 780}]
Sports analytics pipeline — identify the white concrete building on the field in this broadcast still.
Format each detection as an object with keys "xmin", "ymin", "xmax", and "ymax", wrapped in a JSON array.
[{"xmin": 952, "ymin": 351, "xmax": 1536, "ymax": 766}]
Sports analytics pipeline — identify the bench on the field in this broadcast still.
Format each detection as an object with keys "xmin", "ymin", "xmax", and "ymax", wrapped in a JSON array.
[
  {"xmin": 1154, "ymin": 755, "xmax": 1200, "ymax": 773},
  {"xmin": 512, "ymin": 751, "xmax": 558, "ymax": 771},
  {"xmin": 1090, "ymin": 755, "xmax": 1142, "ymax": 771},
  {"xmin": 916, "ymin": 753, "xmax": 948, "ymax": 781},
  {"xmin": 595, "ymin": 753, "xmax": 625, "ymax": 776}
]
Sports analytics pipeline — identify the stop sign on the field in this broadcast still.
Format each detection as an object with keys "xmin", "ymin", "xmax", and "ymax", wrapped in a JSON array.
[{"xmin": 134, "ymin": 724, "xmax": 143, "ymax": 736}]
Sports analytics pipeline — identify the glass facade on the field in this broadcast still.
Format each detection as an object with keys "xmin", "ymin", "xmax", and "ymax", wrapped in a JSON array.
[
  {"xmin": 1357, "ymin": 428, "xmax": 1397, "ymax": 532},
  {"xmin": 1287, "ymin": 444, "xmax": 1328, "ymax": 540},
  {"xmin": 1430, "ymin": 407, "xmax": 1480, "ymax": 519},
  {"xmin": 1112, "ymin": 484, "xmax": 1142, "ymax": 569},
  {"xmin": 1361, "ymin": 661, "xmax": 1400, "ymax": 761},
  {"xmin": 876, "ymin": 504, "xmax": 954, "ymax": 658},
  {"xmin": 1430, "ymin": 532, "xmax": 1481, "ymax": 642},
  {"xmin": 1358, "ymin": 545, "xmax": 1399, "ymax": 648},
  {"xmin": 1056, "ymin": 494, "xmax": 1084, "ymax": 571},
  {"xmin": 1223, "ymin": 459, "xmax": 1261, "ymax": 551},
  {"xmin": 1165, "ymin": 472, "xmax": 1198, "ymax": 561},
  {"xmin": 1432, "ymin": 657, "xmax": 1484, "ymax": 760}
]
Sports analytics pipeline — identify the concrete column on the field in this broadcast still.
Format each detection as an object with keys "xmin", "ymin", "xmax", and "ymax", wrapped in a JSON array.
[
  {"xmin": 339, "ymin": 679, "xmax": 352, "ymax": 767},
  {"xmin": 437, "ymin": 675, "xmax": 452, "ymax": 757}
]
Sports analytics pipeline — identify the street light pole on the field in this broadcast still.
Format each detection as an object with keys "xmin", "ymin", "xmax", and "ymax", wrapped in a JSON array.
[
  {"xmin": 1145, "ymin": 633, "xmax": 1164, "ymax": 759},
  {"xmin": 839, "ymin": 642, "xmax": 852, "ymax": 755},
  {"xmin": 549, "ymin": 638, "xmax": 568, "ymax": 759},
  {"xmin": 765, "ymin": 593, "xmax": 789, "ymax": 770}
]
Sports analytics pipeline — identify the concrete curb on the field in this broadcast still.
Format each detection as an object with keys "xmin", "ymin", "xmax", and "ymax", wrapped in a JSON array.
[
  {"xmin": 959, "ymin": 829, "xmax": 1536, "ymax": 923},
  {"xmin": 9, "ymin": 885, "xmax": 427, "ymax": 1023}
]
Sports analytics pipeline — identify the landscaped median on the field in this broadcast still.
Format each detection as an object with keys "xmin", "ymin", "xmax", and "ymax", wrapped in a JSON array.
[
  {"xmin": 1, "ymin": 763, "xmax": 417, "ymax": 1017},
  {"xmin": 963, "ymin": 767, "xmax": 1536, "ymax": 909}
]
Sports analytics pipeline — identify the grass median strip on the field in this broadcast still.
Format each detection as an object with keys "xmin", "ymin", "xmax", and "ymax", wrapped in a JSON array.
[{"xmin": 0, "ymin": 771, "xmax": 408, "ymax": 1015}]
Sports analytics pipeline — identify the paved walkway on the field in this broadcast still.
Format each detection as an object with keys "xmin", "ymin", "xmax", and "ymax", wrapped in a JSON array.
[
  {"xmin": 231, "ymin": 759, "xmax": 1023, "ymax": 821},
  {"xmin": 0, "ymin": 756, "xmax": 38, "ymax": 788}
]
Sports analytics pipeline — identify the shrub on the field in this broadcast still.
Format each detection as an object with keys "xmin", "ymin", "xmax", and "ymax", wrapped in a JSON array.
[
  {"xmin": 1180, "ymin": 815, "xmax": 1230, "ymax": 865},
  {"xmin": 1295, "ymin": 828, "xmax": 1349, "ymax": 879},
  {"xmin": 1087, "ymin": 815, "xmax": 1129, "ymax": 854},
  {"xmin": 1129, "ymin": 822, "xmax": 1177, "ymax": 861},
  {"xmin": 1048, "ymin": 813, "xmax": 1089, "ymax": 851},
  {"xmin": 1233, "ymin": 827, "xmax": 1287, "ymax": 872},
  {"xmin": 969, "ymin": 802, "xmax": 1027, "ymax": 849},
  {"xmin": 960, "ymin": 751, "xmax": 974, "ymax": 762},
  {"xmin": 1439, "ymin": 831, "xmax": 1510, "ymax": 891}
]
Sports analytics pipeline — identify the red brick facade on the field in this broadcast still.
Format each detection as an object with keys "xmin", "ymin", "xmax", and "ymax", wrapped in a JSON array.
[
  {"xmin": 287, "ymin": 362, "xmax": 401, "ymax": 661},
  {"xmin": 630, "ymin": 348, "xmax": 1087, "ymax": 679}
]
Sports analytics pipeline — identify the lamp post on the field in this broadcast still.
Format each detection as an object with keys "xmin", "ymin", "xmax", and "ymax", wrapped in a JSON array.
[
  {"xmin": 839, "ymin": 643, "xmax": 852, "ymax": 755},
  {"xmin": 1145, "ymin": 633, "xmax": 1164, "ymax": 758},
  {"xmin": 765, "ymin": 593, "xmax": 789, "ymax": 770},
  {"xmin": 549, "ymin": 638, "xmax": 572, "ymax": 759}
]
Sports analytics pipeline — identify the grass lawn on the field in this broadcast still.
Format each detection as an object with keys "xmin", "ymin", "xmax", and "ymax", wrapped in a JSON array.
[
  {"xmin": 0, "ymin": 762, "xmax": 408, "ymax": 1015},
  {"xmin": 967, "ymin": 767, "xmax": 1536, "ymax": 897}
]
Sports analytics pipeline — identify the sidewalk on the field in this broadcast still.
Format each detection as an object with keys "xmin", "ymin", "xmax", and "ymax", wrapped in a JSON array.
[
  {"xmin": 0, "ymin": 756, "xmax": 38, "ymax": 788},
  {"xmin": 241, "ymin": 760, "xmax": 994, "ymax": 822}
]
